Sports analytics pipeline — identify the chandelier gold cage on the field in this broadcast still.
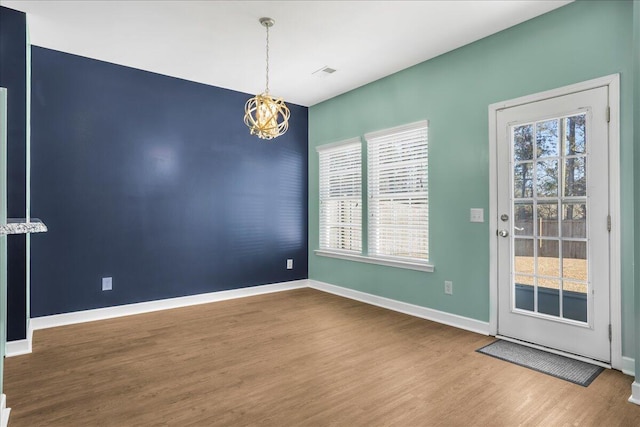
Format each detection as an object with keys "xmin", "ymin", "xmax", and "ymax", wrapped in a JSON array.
[{"xmin": 243, "ymin": 17, "xmax": 290, "ymax": 140}]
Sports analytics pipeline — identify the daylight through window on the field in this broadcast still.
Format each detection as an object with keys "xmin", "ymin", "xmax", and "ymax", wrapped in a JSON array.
[
  {"xmin": 317, "ymin": 138, "xmax": 362, "ymax": 253},
  {"xmin": 366, "ymin": 121, "xmax": 429, "ymax": 262}
]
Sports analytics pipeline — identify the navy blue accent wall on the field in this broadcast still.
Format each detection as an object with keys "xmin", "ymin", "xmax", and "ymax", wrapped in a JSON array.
[
  {"xmin": 0, "ymin": 6, "xmax": 28, "ymax": 340},
  {"xmin": 30, "ymin": 47, "xmax": 308, "ymax": 317}
]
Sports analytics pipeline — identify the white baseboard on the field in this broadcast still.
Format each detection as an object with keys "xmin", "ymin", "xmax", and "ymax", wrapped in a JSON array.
[
  {"xmin": 12, "ymin": 278, "xmax": 637, "ymax": 378},
  {"xmin": 5, "ymin": 337, "xmax": 30, "ymax": 357},
  {"xmin": 308, "ymin": 279, "xmax": 491, "ymax": 335},
  {"xmin": 0, "ymin": 394, "xmax": 10, "ymax": 427},
  {"xmin": 30, "ymin": 280, "xmax": 308, "ymax": 332},
  {"xmin": 12, "ymin": 278, "xmax": 490, "ymax": 360},
  {"xmin": 5, "ymin": 323, "xmax": 33, "ymax": 357},
  {"xmin": 629, "ymin": 382, "xmax": 640, "ymax": 406},
  {"xmin": 622, "ymin": 356, "xmax": 635, "ymax": 377}
]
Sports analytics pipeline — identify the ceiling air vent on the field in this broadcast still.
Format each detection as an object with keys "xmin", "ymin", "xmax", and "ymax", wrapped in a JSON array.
[{"xmin": 312, "ymin": 66, "xmax": 337, "ymax": 78}]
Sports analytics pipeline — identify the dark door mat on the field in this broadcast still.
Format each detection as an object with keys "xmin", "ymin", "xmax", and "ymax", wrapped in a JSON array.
[{"xmin": 477, "ymin": 339, "xmax": 604, "ymax": 387}]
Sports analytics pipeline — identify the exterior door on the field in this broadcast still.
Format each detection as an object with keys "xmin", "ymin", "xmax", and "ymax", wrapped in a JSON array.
[{"xmin": 496, "ymin": 86, "xmax": 610, "ymax": 362}]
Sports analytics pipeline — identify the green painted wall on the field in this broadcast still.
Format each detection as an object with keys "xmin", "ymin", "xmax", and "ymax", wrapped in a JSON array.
[{"xmin": 309, "ymin": 1, "xmax": 636, "ymax": 357}]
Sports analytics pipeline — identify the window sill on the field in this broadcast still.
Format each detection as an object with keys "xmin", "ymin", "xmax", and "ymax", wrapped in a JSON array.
[{"xmin": 314, "ymin": 249, "xmax": 434, "ymax": 272}]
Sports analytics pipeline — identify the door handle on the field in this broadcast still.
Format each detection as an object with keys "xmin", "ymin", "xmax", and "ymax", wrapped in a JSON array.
[{"xmin": 497, "ymin": 229, "xmax": 509, "ymax": 238}]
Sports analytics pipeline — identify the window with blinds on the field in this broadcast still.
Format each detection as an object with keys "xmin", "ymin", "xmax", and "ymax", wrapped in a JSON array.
[
  {"xmin": 317, "ymin": 138, "xmax": 362, "ymax": 253},
  {"xmin": 366, "ymin": 121, "xmax": 429, "ymax": 262}
]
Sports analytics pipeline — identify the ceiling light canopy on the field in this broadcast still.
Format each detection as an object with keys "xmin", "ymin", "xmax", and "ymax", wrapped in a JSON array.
[{"xmin": 243, "ymin": 17, "xmax": 290, "ymax": 140}]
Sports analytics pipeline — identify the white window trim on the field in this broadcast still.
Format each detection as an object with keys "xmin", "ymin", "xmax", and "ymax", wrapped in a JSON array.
[
  {"xmin": 315, "ymin": 137, "xmax": 361, "ymax": 153},
  {"xmin": 314, "ymin": 249, "xmax": 434, "ymax": 272},
  {"xmin": 315, "ymin": 121, "xmax": 434, "ymax": 273},
  {"xmin": 363, "ymin": 119, "xmax": 429, "ymax": 140}
]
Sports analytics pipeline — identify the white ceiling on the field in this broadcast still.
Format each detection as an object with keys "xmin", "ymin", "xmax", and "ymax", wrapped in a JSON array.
[{"xmin": 1, "ymin": 0, "xmax": 572, "ymax": 107}]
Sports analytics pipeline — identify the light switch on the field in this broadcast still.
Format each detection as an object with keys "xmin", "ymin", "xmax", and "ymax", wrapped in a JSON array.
[{"xmin": 470, "ymin": 208, "xmax": 484, "ymax": 223}]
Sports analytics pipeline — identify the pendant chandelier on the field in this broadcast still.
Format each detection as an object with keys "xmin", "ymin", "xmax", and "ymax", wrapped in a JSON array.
[{"xmin": 244, "ymin": 17, "xmax": 290, "ymax": 140}]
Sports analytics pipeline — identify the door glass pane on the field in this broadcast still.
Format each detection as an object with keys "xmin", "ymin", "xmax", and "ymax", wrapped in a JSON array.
[
  {"xmin": 513, "ymin": 124, "xmax": 534, "ymax": 161},
  {"xmin": 514, "ymin": 275, "xmax": 534, "ymax": 312},
  {"xmin": 537, "ymin": 203, "xmax": 558, "ymax": 237},
  {"xmin": 536, "ymin": 160, "xmax": 558, "ymax": 197},
  {"xmin": 514, "ymin": 239, "xmax": 534, "ymax": 274},
  {"xmin": 514, "ymin": 163, "xmax": 533, "ymax": 198},
  {"xmin": 538, "ymin": 279, "xmax": 560, "ymax": 316},
  {"xmin": 562, "ymin": 241, "xmax": 587, "ymax": 281},
  {"xmin": 510, "ymin": 112, "xmax": 590, "ymax": 324},
  {"xmin": 562, "ymin": 203, "xmax": 586, "ymax": 238},
  {"xmin": 514, "ymin": 203, "xmax": 533, "ymax": 236},
  {"xmin": 538, "ymin": 240, "xmax": 559, "ymax": 277},
  {"xmin": 564, "ymin": 113, "xmax": 586, "ymax": 155},
  {"xmin": 536, "ymin": 119, "xmax": 559, "ymax": 158},
  {"xmin": 564, "ymin": 157, "xmax": 586, "ymax": 197},
  {"xmin": 563, "ymin": 281, "xmax": 587, "ymax": 322}
]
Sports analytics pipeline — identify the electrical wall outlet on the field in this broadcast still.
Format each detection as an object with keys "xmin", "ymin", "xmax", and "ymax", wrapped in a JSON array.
[
  {"xmin": 444, "ymin": 280, "xmax": 453, "ymax": 295},
  {"xmin": 102, "ymin": 277, "xmax": 112, "ymax": 291},
  {"xmin": 286, "ymin": 259, "xmax": 293, "ymax": 270}
]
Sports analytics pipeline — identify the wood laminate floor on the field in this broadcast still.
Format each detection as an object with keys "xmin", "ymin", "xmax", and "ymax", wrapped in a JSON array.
[{"xmin": 4, "ymin": 288, "xmax": 640, "ymax": 426}]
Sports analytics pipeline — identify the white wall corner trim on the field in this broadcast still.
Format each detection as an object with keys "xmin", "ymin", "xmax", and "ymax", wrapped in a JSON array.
[
  {"xmin": 622, "ymin": 356, "xmax": 635, "ymax": 377},
  {"xmin": 308, "ymin": 280, "xmax": 490, "ymax": 335},
  {"xmin": 0, "ymin": 394, "xmax": 10, "ymax": 427},
  {"xmin": 629, "ymin": 382, "xmax": 640, "ymax": 406},
  {"xmin": 30, "ymin": 280, "xmax": 308, "ymax": 331},
  {"xmin": 5, "ymin": 323, "xmax": 33, "ymax": 357}
]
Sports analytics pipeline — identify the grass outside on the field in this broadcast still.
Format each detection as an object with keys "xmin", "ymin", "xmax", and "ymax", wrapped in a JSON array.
[{"xmin": 514, "ymin": 256, "xmax": 587, "ymax": 293}]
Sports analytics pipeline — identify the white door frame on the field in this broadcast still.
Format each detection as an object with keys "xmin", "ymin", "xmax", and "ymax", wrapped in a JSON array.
[{"xmin": 488, "ymin": 74, "xmax": 621, "ymax": 370}]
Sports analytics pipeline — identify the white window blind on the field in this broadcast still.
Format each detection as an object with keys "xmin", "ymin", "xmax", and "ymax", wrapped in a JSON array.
[
  {"xmin": 317, "ymin": 138, "xmax": 362, "ymax": 253},
  {"xmin": 366, "ymin": 121, "xmax": 429, "ymax": 262}
]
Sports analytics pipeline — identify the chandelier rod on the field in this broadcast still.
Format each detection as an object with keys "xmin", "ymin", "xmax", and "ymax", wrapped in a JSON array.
[
  {"xmin": 265, "ymin": 21, "xmax": 270, "ymax": 94},
  {"xmin": 259, "ymin": 17, "xmax": 275, "ymax": 94}
]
